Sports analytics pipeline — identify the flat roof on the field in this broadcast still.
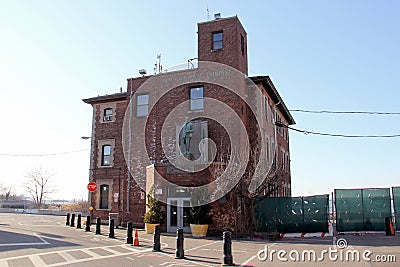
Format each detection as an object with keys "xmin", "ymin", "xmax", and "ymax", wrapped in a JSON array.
[{"xmin": 82, "ymin": 92, "xmax": 127, "ymax": 104}]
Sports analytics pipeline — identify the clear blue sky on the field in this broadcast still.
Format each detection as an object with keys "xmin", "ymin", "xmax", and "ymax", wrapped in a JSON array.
[{"xmin": 1, "ymin": 0, "xmax": 399, "ymax": 199}]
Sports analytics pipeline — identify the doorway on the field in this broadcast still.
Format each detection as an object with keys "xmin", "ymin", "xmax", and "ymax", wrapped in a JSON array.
[{"xmin": 167, "ymin": 198, "xmax": 191, "ymax": 233}]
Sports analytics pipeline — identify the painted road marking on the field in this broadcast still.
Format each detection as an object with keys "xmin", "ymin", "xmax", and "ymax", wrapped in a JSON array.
[
  {"xmin": 58, "ymin": 251, "xmax": 76, "ymax": 262},
  {"xmin": 0, "ymin": 244, "xmax": 141, "ymax": 266},
  {"xmin": 0, "ymin": 233, "xmax": 49, "ymax": 247},
  {"xmin": 185, "ymin": 241, "xmax": 220, "ymax": 252},
  {"xmin": 29, "ymin": 255, "xmax": 47, "ymax": 266},
  {"xmin": 0, "ymin": 259, "xmax": 10, "ymax": 267}
]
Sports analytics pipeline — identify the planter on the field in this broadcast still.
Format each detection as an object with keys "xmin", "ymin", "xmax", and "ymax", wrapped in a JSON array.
[
  {"xmin": 145, "ymin": 223, "xmax": 159, "ymax": 234},
  {"xmin": 190, "ymin": 224, "xmax": 209, "ymax": 237}
]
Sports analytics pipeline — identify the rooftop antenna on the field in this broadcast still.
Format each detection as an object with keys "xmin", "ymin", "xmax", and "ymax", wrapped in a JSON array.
[
  {"xmin": 154, "ymin": 54, "xmax": 162, "ymax": 74},
  {"xmin": 206, "ymin": 0, "xmax": 210, "ymax": 20}
]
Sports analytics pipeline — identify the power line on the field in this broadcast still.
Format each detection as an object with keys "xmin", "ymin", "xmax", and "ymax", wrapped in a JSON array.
[
  {"xmin": 0, "ymin": 149, "xmax": 88, "ymax": 157},
  {"xmin": 289, "ymin": 109, "xmax": 400, "ymax": 115},
  {"xmin": 275, "ymin": 122, "xmax": 400, "ymax": 138}
]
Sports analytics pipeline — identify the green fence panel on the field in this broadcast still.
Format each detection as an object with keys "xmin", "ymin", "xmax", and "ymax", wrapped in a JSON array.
[
  {"xmin": 335, "ymin": 189, "xmax": 364, "ymax": 232},
  {"xmin": 303, "ymin": 195, "xmax": 329, "ymax": 233},
  {"xmin": 256, "ymin": 195, "xmax": 329, "ymax": 233},
  {"xmin": 393, "ymin": 187, "xmax": 400, "ymax": 228},
  {"xmin": 335, "ymin": 188, "xmax": 391, "ymax": 232},
  {"xmin": 362, "ymin": 189, "xmax": 391, "ymax": 231}
]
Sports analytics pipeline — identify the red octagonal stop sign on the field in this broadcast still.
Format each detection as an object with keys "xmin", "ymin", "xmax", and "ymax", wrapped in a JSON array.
[{"xmin": 87, "ymin": 181, "xmax": 97, "ymax": 192}]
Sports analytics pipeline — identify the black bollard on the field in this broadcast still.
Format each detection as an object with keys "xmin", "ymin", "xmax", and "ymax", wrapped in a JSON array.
[
  {"xmin": 76, "ymin": 214, "xmax": 82, "ymax": 229},
  {"xmin": 66, "ymin": 213, "xmax": 70, "ymax": 226},
  {"xmin": 70, "ymin": 214, "xmax": 75, "ymax": 227},
  {"xmin": 223, "ymin": 231, "xmax": 234, "ymax": 266},
  {"xmin": 85, "ymin": 216, "xmax": 91, "ymax": 232},
  {"xmin": 109, "ymin": 219, "xmax": 115, "ymax": 238},
  {"xmin": 153, "ymin": 225, "xmax": 161, "ymax": 252},
  {"xmin": 96, "ymin": 217, "xmax": 101, "ymax": 235},
  {"xmin": 175, "ymin": 228, "xmax": 185, "ymax": 259},
  {"xmin": 127, "ymin": 222, "xmax": 133, "ymax": 244}
]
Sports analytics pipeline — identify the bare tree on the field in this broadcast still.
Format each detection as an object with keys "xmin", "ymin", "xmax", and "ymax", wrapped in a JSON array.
[
  {"xmin": 25, "ymin": 168, "xmax": 55, "ymax": 209},
  {"xmin": 0, "ymin": 184, "xmax": 16, "ymax": 201}
]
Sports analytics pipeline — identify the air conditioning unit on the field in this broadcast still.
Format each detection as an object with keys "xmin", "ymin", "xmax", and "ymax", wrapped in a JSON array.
[{"xmin": 103, "ymin": 115, "xmax": 112, "ymax": 121}]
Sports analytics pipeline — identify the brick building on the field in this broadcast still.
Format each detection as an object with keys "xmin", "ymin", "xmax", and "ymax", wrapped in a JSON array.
[{"xmin": 83, "ymin": 15, "xmax": 295, "ymax": 234}]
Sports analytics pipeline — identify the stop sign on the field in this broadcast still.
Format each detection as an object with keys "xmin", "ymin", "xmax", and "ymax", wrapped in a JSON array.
[{"xmin": 87, "ymin": 181, "xmax": 97, "ymax": 192}]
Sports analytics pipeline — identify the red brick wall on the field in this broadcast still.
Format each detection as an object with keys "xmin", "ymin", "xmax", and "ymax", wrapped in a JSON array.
[
  {"xmin": 198, "ymin": 16, "xmax": 248, "ymax": 75},
  {"xmin": 91, "ymin": 99, "xmax": 146, "ymax": 224}
]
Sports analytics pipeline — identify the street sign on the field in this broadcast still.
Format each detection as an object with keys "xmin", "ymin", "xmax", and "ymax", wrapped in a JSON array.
[{"xmin": 87, "ymin": 181, "xmax": 97, "ymax": 192}]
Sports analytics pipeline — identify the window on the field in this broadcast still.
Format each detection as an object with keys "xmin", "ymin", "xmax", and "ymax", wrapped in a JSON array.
[
  {"xmin": 136, "ymin": 94, "xmax": 149, "ymax": 117},
  {"xmin": 99, "ymin": 185, "xmax": 109, "ymax": 209},
  {"xmin": 241, "ymin": 34, "xmax": 245, "ymax": 54},
  {"xmin": 190, "ymin": 86, "xmax": 204, "ymax": 110},
  {"xmin": 264, "ymin": 97, "xmax": 268, "ymax": 120},
  {"xmin": 212, "ymin": 32, "xmax": 223, "ymax": 50},
  {"xmin": 103, "ymin": 108, "xmax": 113, "ymax": 122},
  {"xmin": 102, "ymin": 145, "xmax": 111, "ymax": 166},
  {"xmin": 266, "ymin": 137, "xmax": 270, "ymax": 162},
  {"xmin": 276, "ymin": 113, "xmax": 283, "ymax": 135}
]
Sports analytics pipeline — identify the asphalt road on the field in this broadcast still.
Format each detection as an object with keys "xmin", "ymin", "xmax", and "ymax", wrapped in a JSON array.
[{"xmin": 0, "ymin": 213, "xmax": 399, "ymax": 266}]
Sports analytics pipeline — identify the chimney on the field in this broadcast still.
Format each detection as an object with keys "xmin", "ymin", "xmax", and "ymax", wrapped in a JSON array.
[{"xmin": 214, "ymin": 13, "xmax": 221, "ymax": 20}]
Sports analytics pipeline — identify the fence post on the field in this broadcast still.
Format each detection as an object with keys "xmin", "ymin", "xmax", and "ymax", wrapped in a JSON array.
[
  {"xmin": 223, "ymin": 231, "xmax": 234, "ymax": 266},
  {"xmin": 175, "ymin": 228, "xmax": 184, "ymax": 259},
  {"xmin": 70, "ymin": 214, "xmax": 75, "ymax": 227},
  {"xmin": 96, "ymin": 217, "xmax": 101, "ymax": 235},
  {"xmin": 127, "ymin": 222, "xmax": 133, "ymax": 244},
  {"xmin": 153, "ymin": 225, "xmax": 161, "ymax": 252},
  {"xmin": 76, "ymin": 214, "xmax": 82, "ymax": 229},
  {"xmin": 109, "ymin": 219, "xmax": 115, "ymax": 238},
  {"xmin": 85, "ymin": 216, "xmax": 91, "ymax": 232},
  {"xmin": 66, "ymin": 213, "xmax": 70, "ymax": 226}
]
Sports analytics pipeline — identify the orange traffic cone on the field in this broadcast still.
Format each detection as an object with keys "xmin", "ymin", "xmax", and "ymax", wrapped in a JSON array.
[
  {"xmin": 389, "ymin": 221, "xmax": 395, "ymax": 235},
  {"xmin": 133, "ymin": 229, "xmax": 140, "ymax": 246}
]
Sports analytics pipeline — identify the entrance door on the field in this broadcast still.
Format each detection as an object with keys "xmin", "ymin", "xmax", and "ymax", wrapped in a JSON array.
[{"xmin": 167, "ymin": 198, "xmax": 191, "ymax": 233}]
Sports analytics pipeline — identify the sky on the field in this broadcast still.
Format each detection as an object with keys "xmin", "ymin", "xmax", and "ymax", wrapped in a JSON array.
[{"xmin": 0, "ymin": 0, "xmax": 399, "ymax": 200}]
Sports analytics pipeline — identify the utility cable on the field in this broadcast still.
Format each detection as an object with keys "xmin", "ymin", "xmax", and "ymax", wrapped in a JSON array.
[
  {"xmin": 275, "ymin": 122, "xmax": 400, "ymax": 138},
  {"xmin": 0, "ymin": 149, "xmax": 88, "ymax": 157},
  {"xmin": 289, "ymin": 109, "xmax": 400, "ymax": 115}
]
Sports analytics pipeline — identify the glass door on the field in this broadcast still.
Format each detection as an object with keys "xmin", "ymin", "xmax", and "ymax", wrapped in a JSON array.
[{"xmin": 167, "ymin": 198, "xmax": 191, "ymax": 233}]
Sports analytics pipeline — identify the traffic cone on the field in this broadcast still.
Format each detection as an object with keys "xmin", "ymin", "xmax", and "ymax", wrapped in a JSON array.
[
  {"xmin": 389, "ymin": 221, "xmax": 395, "ymax": 235},
  {"xmin": 133, "ymin": 229, "xmax": 140, "ymax": 246}
]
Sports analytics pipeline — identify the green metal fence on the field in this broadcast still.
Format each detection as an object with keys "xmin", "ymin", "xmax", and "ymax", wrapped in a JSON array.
[
  {"xmin": 393, "ymin": 187, "xmax": 400, "ymax": 228},
  {"xmin": 335, "ymin": 188, "xmax": 391, "ymax": 232},
  {"xmin": 256, "ymin": 195, "xmax": 329, "ymax": 233}
]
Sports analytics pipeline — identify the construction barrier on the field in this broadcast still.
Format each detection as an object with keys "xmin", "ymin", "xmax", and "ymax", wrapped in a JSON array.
[
  {"xmin": 335, "ymin": 188, "xmax": 391, "ymax": 232},
  {"xmin": 256, "ymin": 194, "xmax": 329, "ymax": 234}
]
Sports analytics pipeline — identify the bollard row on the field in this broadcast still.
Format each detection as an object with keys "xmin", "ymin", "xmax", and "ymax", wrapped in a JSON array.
[{"xmin": 65, "ymin": 213, "xmax": 235, "ymax": 266}]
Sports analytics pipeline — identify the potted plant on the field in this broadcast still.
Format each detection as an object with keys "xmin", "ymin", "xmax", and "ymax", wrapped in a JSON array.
[
  {"xmin": 188, "ymin": 203, "xmax": 212, "ymax": 237},
  {"xmin": 143, "ymin": 193, "xmax": 164, "ymax": 234}
]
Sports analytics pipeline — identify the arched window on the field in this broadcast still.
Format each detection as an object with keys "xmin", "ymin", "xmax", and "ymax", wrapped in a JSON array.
[{"xmin": 99, "ymin": 184, "xmax": 109, "ymax": 209}]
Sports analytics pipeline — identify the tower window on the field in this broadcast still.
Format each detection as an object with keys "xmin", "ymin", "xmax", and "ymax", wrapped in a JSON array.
[{"xmin": 212, "ymin": 32, "xmax": 223, "ymax": 50}]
